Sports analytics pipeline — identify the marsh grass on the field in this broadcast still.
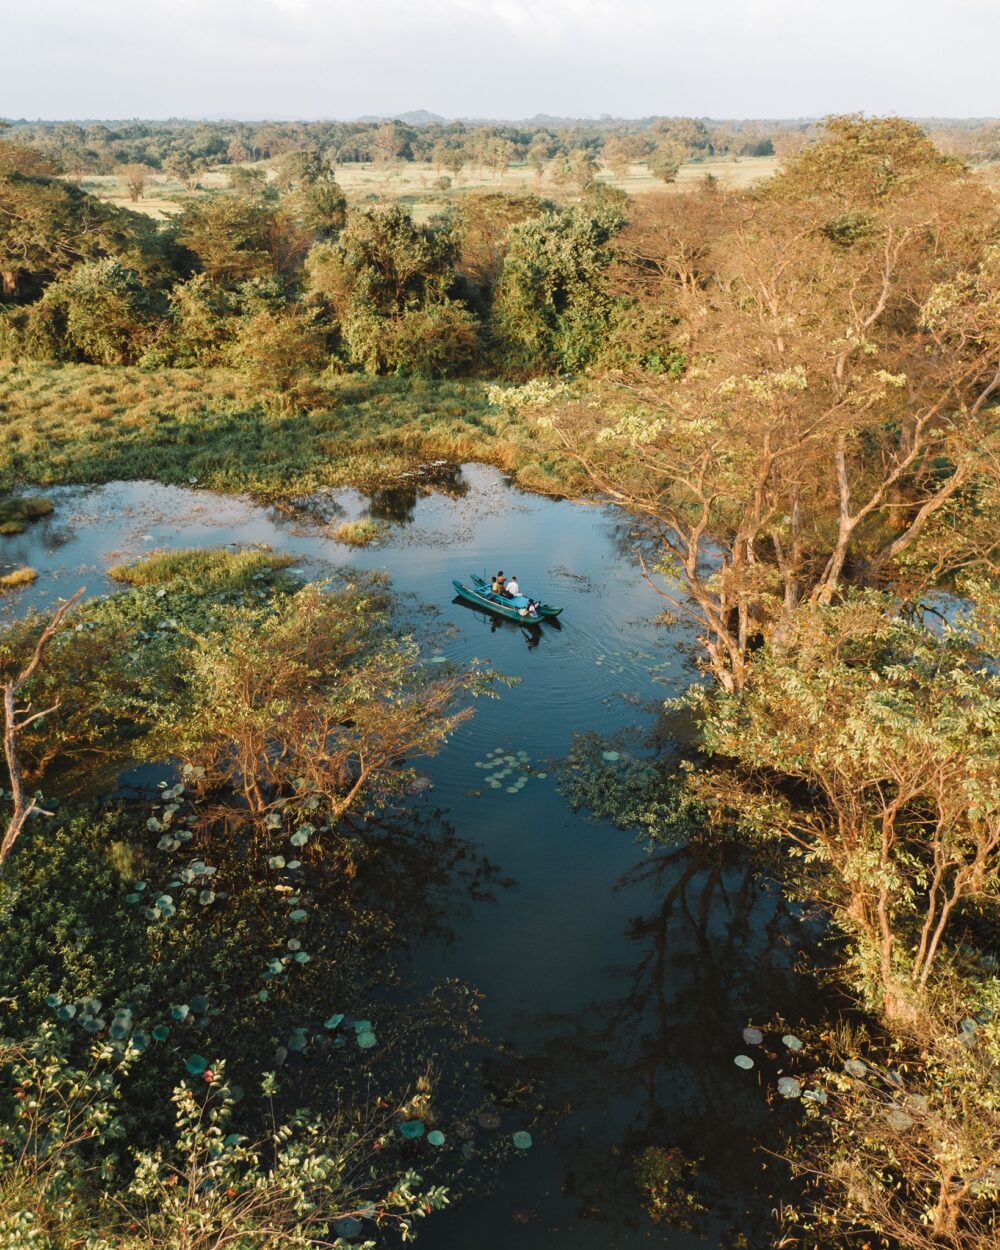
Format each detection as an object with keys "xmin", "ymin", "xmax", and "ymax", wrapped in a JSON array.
[
  {"xmin": 0, "ymin": 566, "xmax": 38, "ymax": 589},
  {"xmin": 330, "ymin": 518, "xmax": 387, "ymax": 547},
  {"xmin": 109, "ymin": 547, "xmax": 297, "ymax": 589},
  {"xmin": 0, "ymin": 363, "xmax": 581, "ymax": 500}
]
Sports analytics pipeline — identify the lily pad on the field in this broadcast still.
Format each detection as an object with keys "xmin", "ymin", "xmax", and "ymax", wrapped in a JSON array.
[
  {"xmin": 734, "ymin": 1054, "xmax": 754, "ymax": 1070},
  {"xmin": 334, "ymin": 1217, "xmax": 363, "ymax": 1239},
  {"xmin": 170, "ymin": 1003, "xmax": 190, "ymax": 1021},
  {"xmin": 742, "ymin": 1027, "xmax": 763, "ymax": 1045},
  {"xmin": 356, "ymin": 1030, "xmax": 377, "ymax": 1050},
  {"xmin": 601, "ymin": 751, "xmax": 620, "ymax": 762},
  {"xmin": 777, "ymin": 1076, "xmax": 801, "ymax": 1099},
  {"xmin": 152, "ymin": 1025, "xmax": 170, "ymax": 1042},
  {"xmin": 399, "ymin": 1119, "xmax": 425, "ymax": 1138},
  {"xmin": 325, "ymin": 1013, "xmax": 344, "ymax": 1030},
  {"xmin": 289, "ymin": 908, "xmax": 307, "ymax": 922},
  {"xmin": 512, "ymin": 1131, "xmax": 533, "ymax": 1149},
  {"xmin": 427, "ymin": 1129, "xmax": 446, "ymax": 1147},
  {"xmin": 844, "ymin": 1059, "xmax": 867, "ymax": 1078},
  {"xmin": 190, "ymin": 995, "xmax": 209, "ymax": 1014},
  {"xmin": 782, "ymin": 1034, "xmax": 803, "ymax": 1052},
  {"xmin": 185, "ymin": 1054, "xmax": 209, "ymax": 1076}
]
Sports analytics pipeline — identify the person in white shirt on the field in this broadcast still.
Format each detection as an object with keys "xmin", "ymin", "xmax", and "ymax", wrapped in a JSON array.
[{"xmin": 504, "ymin": 576, "xmax": 520, "ymax": 597}]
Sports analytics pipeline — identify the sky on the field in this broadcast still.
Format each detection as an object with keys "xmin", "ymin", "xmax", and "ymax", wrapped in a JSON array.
[{"xmin": 4, "ymin": 0, "xmax": 999, "ymax": 121}]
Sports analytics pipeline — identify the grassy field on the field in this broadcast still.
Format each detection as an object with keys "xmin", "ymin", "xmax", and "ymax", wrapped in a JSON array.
[
  {"xmin": 0, "ymin": 363, "xmax": 579, "ymax": 499},
  {"xmin": 75, "ymin": 155, "xmax": 780, "ymax": 222}
]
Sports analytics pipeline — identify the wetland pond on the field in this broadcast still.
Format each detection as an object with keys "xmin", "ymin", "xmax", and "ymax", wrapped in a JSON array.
[{"xmin": 1, "ymin": 464, "xmax": 816, "ymax": 1249}]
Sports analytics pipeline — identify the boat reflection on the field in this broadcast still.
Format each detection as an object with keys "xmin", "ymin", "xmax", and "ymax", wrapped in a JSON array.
[{"xmin": 450, "ymin": 595, "xmax": 554, "ymax": 648}]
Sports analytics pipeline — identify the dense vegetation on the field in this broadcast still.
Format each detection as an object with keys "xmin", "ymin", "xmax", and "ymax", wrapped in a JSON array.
[{"xmin": 2, "ymin": 113, "xmax": 1000, "ymax": 1248}]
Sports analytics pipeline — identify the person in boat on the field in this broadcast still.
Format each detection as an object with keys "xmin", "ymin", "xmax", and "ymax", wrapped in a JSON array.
[
  {"xmin": 519, "ymin": 599, "xmax": 539, "ymax": 619},
  {"xmin": 491, "ymin": 570, "xmax": 505, "ymax": 594},
  {"xmin": 504, "ymin": 575, "xmax": 520, "ymax": 598}
]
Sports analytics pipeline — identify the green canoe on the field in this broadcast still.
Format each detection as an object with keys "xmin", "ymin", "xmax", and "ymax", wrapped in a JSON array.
[
  {"xmin": 452, "ymin": 579, "xmax": 546, "ymax": 623},
  {"xmin": 469, "ymin": 574, "xmax": 563, "ymax": 618}
]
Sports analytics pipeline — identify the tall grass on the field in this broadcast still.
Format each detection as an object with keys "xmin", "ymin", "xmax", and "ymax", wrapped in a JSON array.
[
  {"xmin": 0, "ymin": 363, "xmax": 579, "ymax": 499},
  {"xmin": 108, "ymin": 547, "xmax": 297, "ymax": 589}
]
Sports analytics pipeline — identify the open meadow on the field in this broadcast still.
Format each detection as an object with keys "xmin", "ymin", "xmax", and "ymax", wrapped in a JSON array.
[{"xmin": 73, "ymin": 154, "xmax": 780, "ymax": 220}]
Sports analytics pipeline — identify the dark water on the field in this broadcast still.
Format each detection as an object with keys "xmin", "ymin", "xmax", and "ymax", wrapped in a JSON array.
[{"xmin": 1, "ymin": 466, "xmax": 812, "ymax": 1248}]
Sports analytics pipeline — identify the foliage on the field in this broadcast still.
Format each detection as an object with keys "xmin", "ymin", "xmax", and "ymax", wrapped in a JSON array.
[
  {"xmin": 0, "ymin": 1027, "xmax": 447, "ymax": 1249},
  {"xmin": 688, "ymin": 592, "xmax": 1000, "ymax": 1021},
  {"xmin": 490, "ymin": 201, "xmax": 626, "ymax": 372},
  {"xmin": 781, "ymin": 1020, "xmax": 1000, "ymax": 1249},
  {"xmin": 158, "ymin": 581, "xmax": 483, "ymax": 829},
  {"xmin": 539, "ymin": 119, "xmax": 1000, "ymax": 689},
  {"xmin": 305, "ymin": 204, "xmax": 477, "ymax": 376}
]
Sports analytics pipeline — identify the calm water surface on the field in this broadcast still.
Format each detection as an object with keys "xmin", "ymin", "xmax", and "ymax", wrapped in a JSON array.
[{"xmin": 1, "ymin": 465, "xmax": 811, "ymax": 1249}]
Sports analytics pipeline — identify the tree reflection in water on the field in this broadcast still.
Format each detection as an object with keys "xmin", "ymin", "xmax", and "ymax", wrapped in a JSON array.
[
  {"xmin": 521, "ymin": 842, "xmax": 823, "ymax": 1247},
  {"xmin": 366, "ymin": 463, "xmax": 469, "ymax": 524}
]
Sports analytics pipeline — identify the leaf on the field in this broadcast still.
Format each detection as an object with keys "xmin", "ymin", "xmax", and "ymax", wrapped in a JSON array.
[
  {"xmin": 185, "ymin": 1054, "xmax": 209, "ymax": 1075},
  {"xmin": 324, "ymin": 1013, "xmax": 344, "ymax": 1030},
  {"xmin": 289, "ymin": 908, "xmax": 307, "ymax": 922},
  {"xmin": 356, "ymin": 1030, "xmax": 377, "ymax": 1050},
  {"xmin": 190, "ymin": 995, "xmax": 209, "ymax": 1014},
  {"xmin": 742, "ymin": 1027, "xmax": 763, "ymax": 1045},
  {"xmin": 512, "ymin": 1131, "xmax": 533, "ymax": 1149},
  {"xmin": 399, "ymin": 1119, "xmax": 425, "ymax": 1138},
  {"xmin": 170, "ymin": 1004, "xmax": 190, "ymax": 1021},
  {"xmin": 427, "ymin": 1129, "xmax": 446, "ymax": 1146},
  {"xmin": 152, "ymin": 1025, "xmax": 170, "ymax": 1042},
  {"xmin": 734, "ymin": 1054, "xmax": 754, "ymax": 1069}
]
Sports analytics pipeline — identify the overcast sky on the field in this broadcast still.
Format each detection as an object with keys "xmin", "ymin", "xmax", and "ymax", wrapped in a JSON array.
[{"xmin": 4, "ymin": 0, "xmax": 998, "ymax": 121}]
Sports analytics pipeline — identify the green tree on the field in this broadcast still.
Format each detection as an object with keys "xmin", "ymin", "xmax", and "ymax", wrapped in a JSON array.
[
  {"xmin": 38, "ymin": 258, "xmax": 160, "ymax": 364},
  {"xmin": 305, "ymin": 204, "xmax": 477, "ymax": 375},
  {"xmin": 691, "ymin": 592, "xmax": 1000, "ymax": 1024},
  {"xmin": 490, "ymin": 200, "xmax": 626, "ymax": 371}
]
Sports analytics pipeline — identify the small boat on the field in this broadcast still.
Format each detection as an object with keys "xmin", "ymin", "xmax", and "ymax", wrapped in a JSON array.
[
  {"xmin": 452, "ymin": 578, "xmax": 550, "ymax": 623},
  {"xmin": 468, "ymin": 574, "xmax": 563, "ymax": 618}
]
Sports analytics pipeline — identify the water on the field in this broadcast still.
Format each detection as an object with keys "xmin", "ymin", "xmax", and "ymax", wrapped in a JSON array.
[{"xmin": 1, "ymin": 465, "xmax": 813, "ymax": 1248}]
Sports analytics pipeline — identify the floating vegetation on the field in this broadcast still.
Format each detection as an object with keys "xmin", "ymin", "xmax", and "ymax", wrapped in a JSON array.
[
  {"xmin": 330, "ymin": 517, "xmax": 388, "ymax": 547},
  {"xmin": 472, "ymin": 746, "xmax": 551, "ymax": 796},
  {"xmin": 399, "ymin": 1119, "xmax": 425, "ymax": 1139},
  {"xmin": 742, "ymin": 1026, "xmax": 763, "ymax": 1045},
  {"xmin": 802, "ymin": 1087, "xmax": 827, "ymax": 1105},
  {"xmin": 427, "ymin": 1130, "xmax": 446, "ymax": 1147},
  {"xmin": 777, "ymin": 1077, "xmax": 802, "ymax": 1099},
  {"xmin": 782, "ymin": 1034, "xmax": 803, "ymax": 1051},
  {"xmin": 734, "ymin": 1054, "xmax": 754, "ymax": 1070},
  {"xmin": 185, "ymin": 1054, "xmax": 209, "ymax": 1076},
  {"xmin": 512, "ymin": 1131, "xmax": 532, "ymax": 1149},
  {"xmin": 844, "ymin": 1059, "xmax": 867, "ymax": 1078}
]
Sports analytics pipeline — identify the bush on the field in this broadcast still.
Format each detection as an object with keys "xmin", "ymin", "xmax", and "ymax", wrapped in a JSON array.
[{"xmin": 40, "ymin": 258, "xmax": 160, "ymax": 364}]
